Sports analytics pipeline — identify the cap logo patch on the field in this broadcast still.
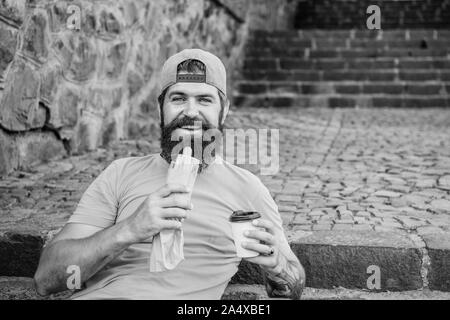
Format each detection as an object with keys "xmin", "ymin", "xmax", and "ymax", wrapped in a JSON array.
[{"xmin": 176, "ymin": 74, "xmax": 206, "ymax": 83}]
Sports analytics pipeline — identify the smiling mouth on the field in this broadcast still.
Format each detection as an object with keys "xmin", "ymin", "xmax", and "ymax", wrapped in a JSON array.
[{"xmin": 180, "ymin": 125, "xmax": 202, "ymax": 131}]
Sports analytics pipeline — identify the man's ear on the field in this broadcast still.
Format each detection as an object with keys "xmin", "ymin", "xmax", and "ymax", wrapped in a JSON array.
[
  {"xmin": 157, "ymin": 102, "xmax": 162, "ymax": 122},
  {"xmin": 157, "ymin": 93, "xmax": 164, "ymax": 125},
  {"xmin": 220, "ymin": 98, "xmax": 230, "ymax": 125}
]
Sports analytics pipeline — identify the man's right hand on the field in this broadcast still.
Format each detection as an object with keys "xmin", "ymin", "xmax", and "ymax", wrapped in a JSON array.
[{"xmin": 122, "ymin": 184, "xmax": 193, "ymax": 243}]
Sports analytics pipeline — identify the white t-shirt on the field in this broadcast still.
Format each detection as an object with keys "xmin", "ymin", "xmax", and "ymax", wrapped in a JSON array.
[{"xmin": 67, "ymin": 154, "xmax": 284, "ymax": 299}]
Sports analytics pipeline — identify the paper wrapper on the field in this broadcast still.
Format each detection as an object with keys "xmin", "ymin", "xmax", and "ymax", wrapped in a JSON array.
[
  {"xmin": 149, "ymin": 147, "xmax": 199, "ymax": 272},
  {"xmin": 149, "ymin": 229, "xmax": 185, "ymax": 272}
]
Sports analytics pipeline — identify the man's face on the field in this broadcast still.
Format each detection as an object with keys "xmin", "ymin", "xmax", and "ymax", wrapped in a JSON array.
[
  {"xmin": 159, "ymin": 82, "xmax": 228, "ymax": 168},
  {"xmin": 161, "ymin": 82, "xmax": 223, "ymax": 136}
]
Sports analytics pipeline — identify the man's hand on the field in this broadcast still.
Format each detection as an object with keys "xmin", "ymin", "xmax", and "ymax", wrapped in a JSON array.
[
  {"xmin": 123, "ymin": 184, "xmax": 193, "ymax": 243},
  {"xmin": 241, "ymin": 219, "xmax": 306, "ymax": 300},
  {"xmin": 241, "ymin": 219, "xmax": 280, "ymax": 272}
]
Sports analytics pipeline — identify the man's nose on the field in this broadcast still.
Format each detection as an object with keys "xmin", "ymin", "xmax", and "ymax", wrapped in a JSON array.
[{"xmin": 183, "ymin": 97, "xmax": 199, "ymax": 118}]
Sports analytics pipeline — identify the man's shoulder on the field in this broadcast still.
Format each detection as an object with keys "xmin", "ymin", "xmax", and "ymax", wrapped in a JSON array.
[
  {"xmin": 213, "ymin": 158, "xmax": 263, "ymax": 188},
  {"xmin": 111, "ymin": 153, "xmax": 161, "ymax": 169},
  {"xmin": 101, "ymin": 154, "xmax": 164, "ymax": 180}
]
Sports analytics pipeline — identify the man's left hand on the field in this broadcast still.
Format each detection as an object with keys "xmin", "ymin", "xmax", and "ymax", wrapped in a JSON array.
[{"xmin": 241, "ymin": 219, "xmax": 281, "ymax": 273}]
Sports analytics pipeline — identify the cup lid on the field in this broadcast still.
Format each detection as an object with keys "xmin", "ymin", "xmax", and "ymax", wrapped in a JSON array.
[{"xmin": 229, "ymin": 210, "xmax": 261, "ymax": 222}]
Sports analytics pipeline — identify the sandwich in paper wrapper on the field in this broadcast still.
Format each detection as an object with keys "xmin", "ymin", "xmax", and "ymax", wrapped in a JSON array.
[{"xmin": 149, "ymin": 147, "xmax": 199, "ymax": 272}]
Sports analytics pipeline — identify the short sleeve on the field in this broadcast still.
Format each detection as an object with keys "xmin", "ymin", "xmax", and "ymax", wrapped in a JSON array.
[{"xmin": 67, "ymin": 161, "xmax": 120, "ymax": 228}]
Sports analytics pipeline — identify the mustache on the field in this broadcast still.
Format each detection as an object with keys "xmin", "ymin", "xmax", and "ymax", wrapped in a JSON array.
[
  {"xmin": 165, "ymin": 116, "xmax": 214, "ymax": 131},
  {"xmin": 159, "ymin": 114, "xmax": 224, "ymax": 170}
]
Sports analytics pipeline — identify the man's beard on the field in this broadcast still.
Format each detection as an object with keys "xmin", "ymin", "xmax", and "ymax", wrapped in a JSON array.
[{"xmin": 160, "ymin": 115, "xmax": 223, "ymax": 173}]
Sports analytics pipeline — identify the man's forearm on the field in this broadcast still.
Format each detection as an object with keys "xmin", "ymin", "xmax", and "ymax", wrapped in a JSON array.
[
  {"xmin": 263, "ymin": 254, "xmax": 305, "ymax": 300},
  {"xmin": 34, "ymin": 220, "xmax": 135, "ymax": 295}
]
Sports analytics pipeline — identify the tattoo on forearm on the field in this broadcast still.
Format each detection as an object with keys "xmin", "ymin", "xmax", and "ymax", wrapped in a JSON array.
[{"xmin": 264, "ymin": 255, "xmax": 305, "ymax": 300}]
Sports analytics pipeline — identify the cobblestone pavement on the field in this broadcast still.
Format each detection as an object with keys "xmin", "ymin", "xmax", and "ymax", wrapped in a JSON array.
[
  {"xmin": 224, "ymin": 284, "xmax": 450, "ymax": 300},
  {"xmin": 3, "ymin": 277, "xmax": 450, "ymax": 300},
  {"xmin": 1, "ymin": 107, "xmax": 450, "ymax": 241},
  {"xmin": 265, "ymin": 108, "xmax": 450, "ymax": 238}
]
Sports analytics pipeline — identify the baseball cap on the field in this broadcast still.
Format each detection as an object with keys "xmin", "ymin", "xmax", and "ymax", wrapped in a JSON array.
[{"xmin": 159, "ymin": 48, "xmax": 227, "ymax": 97}]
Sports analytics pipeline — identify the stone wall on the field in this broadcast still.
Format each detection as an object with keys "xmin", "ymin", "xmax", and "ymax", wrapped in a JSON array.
[
  {"xmin": 0, "ymin": 0, "xmax": 249, "ymax": 175},
  {"xmin": 246, "ymin": 0, "xmax": 298, "ymax": 30}
]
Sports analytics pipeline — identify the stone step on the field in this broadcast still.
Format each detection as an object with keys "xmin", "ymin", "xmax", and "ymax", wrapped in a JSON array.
[
  {"xmin": 250, "ymin": 29, "xmax": 450, "ymax": 41},
  {"xmin": 3, "ymin": 228, "xmax": 448, "ymax": 292},
  {"xmin": 3, "ymin": 277, "xmax": 450, "ymax": 300},
  {"xmin": 245, "ymin": 47, "xmax": 450, "ymax": 59},
  {"xmin": 230, "ymin": 230, "xmax": 450, "ymax": 292},
  {"xmin": 0, "ymin": 277, "xmax": 71, "ymax": 300},
  {"xmin": 223, "ymin": 284, "xmax": 450, "ymax": 300},
  {"xmin": 294, "ymin": 0, "xmax": 450, "ymax": 29},
  {"xmin": 236, "ymin": 81, "xmax": 450, "ymax": 96},
  {"xmin": 233, "ymin": 94, "xmax": 450, "ymax": 108},
  {"xmin": 248, "ymin": 39, "xmax": 450, "ymax": 51},
  {"xmin": 243, "ymin": 58, "xmax": 450, "ymax": 71},
  {"xmin": 241, "ymin": 70, "xmax": 450, "ymax": 82},
  {"xmin": 297, "ymin": 21, "xmax": 450, "ymax": 29},
  {"xmin": 0, "ymin": 232, "xmax": 44, "ymax": 277}
]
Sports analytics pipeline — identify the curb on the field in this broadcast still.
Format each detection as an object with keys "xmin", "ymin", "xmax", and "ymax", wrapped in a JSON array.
[
  {"xmin": 421, "ymin": 232, "xmax": 450, "ymax": 291},
  {"xmin": 1, "ymin": 230, "xmax": 449, "ymax": 292},
  {"xmin": 0, "ymin": 232, "xmax": 43, "ymax": 277},
  {"xmin": 231, "ymin": 230, "xmax": 450, "ymax": 292}
]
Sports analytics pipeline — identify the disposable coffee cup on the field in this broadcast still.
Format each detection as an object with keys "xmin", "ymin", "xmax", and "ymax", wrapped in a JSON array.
[{"xmin": 229, "ymin": 210, "xmax": 262, "ymax": 258}]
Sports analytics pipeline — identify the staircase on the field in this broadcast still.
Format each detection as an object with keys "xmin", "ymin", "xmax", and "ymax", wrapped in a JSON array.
[{"xmin": 234, "ymin": 1, "xmax": 450, "ymax": 108}]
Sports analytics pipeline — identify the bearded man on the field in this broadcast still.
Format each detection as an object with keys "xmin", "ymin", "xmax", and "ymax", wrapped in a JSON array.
[{"xmin": 34, "ymin": 49, "xmax": 305, "ymax": 300}]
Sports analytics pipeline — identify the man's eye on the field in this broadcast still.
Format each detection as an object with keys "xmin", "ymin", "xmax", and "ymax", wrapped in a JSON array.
[
  {"xmin": 199, "ymin": 98, "xmax": 212, "ymax": 103},
  {"xmin": 172, "ymin": 96, "xmax": 185, "ymax": 102}
]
